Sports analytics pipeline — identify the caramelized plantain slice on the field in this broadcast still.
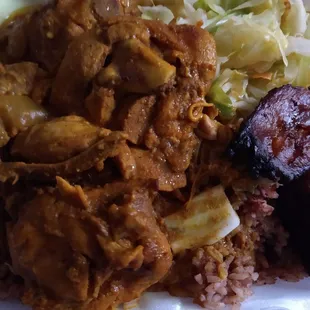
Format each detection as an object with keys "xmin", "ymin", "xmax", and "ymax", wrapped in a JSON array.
[{"xmin": 229, "ymin": 85, "xmax": 310, "ymax": 182}]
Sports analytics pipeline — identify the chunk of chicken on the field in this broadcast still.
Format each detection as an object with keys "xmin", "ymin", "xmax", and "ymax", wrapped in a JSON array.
[
  {"xmin": 85, "ymin": 87, "xmax": 116, "ymax": 126},
  {"xmin": 0, "ymin": 131, "xmax": 126, "ymax": 183},
  {"xmin": 0, "ymin": 14, "xmax": 29, "ymax": 62},
  {"xmin": 144, "ymin": 21, "xmax": 216, "ymax": 94},
  {"xmin": 0, "ymin": 62, "xmax": 38, "ymax": 96},
  {"xmin": 97, "ymin": 38, "xmax": 176, "ymax": 93},
  {"xmin": 93, "ymin": 0, "xmax": 125, "ymax": 19},
  {"xmin": 26, "ymin": 7, "xmax": 78, "ymax": 73},
  {"xmin": 171, "ymin": 24, "xmax": 217, "ymax": 93},
  {"xmin": 57, "ymin": 0, "xmax": 97, "ymax": 31},
  {"xmin": 8, "ymin": 178, "xmax": 172, "ymax": 309},
  {"xmin": 114, "ymin": 141, "xmax": 137, "ymax": 179},
  {"xmin": 51, "ymin": 35, "xmax": 110, "ymax": 115},
  {"xmin": 145, "ymin": 90, "xmax": 200, "ymax": 172},
  {"xmin": 116, "ymin": 95, "xmax": 156, "ymax": 144},
  {"xmin": 11, "ymin": 116, "xmax": 105, "ymax": 163},
  {"xmin": 0, "ymin": 95, "xmax": 48, "ymax": 147},
  {"xmin": 106, "ymin": 18, "xmax": 150, "ymax": 45},
  {"xmin": 131, "ymin": 148, "xmax": 187, "ymax": 191}
]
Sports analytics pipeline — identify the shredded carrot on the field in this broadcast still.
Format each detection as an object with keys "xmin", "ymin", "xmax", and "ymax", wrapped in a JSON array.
[
  {"xmin": 196, "ymin": 20, "xmax": 203, "ymax": 27},
  {"xmin": 250, "ymin": 72, "xmax": 273, "ymax": 80},
  {"xmin": 281, "ymin": 0, "xmax": 292, "ymax": 25}
]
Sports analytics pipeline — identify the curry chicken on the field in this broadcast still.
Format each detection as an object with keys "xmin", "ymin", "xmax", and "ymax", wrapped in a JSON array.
[
  {"xmin": 1, "ymin": 1, "xmax": 309, "ymax": 310},
  {"xmin": 0, "ymin": 1, "xmax": 218, "ymax": 309}
]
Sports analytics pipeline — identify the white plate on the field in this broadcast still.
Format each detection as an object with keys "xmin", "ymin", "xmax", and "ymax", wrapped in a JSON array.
[
  {"xmin": 0, "ymin": 1, "xmax": 309, "ymax": 309},
  {"xmin": 1, "ymin": 278, "xmax": 310, "ymax": 310}
]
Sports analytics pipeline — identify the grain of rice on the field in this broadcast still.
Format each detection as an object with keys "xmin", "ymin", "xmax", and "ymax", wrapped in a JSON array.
[
  {"xmin": 212, "ymin": 294, "xmax": 222, "ymax": 303},
  {"xmin": 200, "ymin": 294, "xmax": 207, "ymax": 302},
  {"xmin": 206, "ymin": 275, "xmax": 221, "ymax": 283},
  {"xmin": 228, "ymin": 273, "xmax": 250, "ymax": 281},
  {"xmin": 195, "ymin": 274, "xmax": 204, "ymax": 285},
  {"xmin": 217, "ymin": 286, "xmax": 227, "ymax": 295}
]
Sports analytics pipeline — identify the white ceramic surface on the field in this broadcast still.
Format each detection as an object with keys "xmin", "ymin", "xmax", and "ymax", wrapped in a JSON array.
[
  {"xmin": 1, "ymin": 1, "xmax": 310, "ymax": 309},
  {"xmin": 1, "ymin": 278, "xmax": 310, "ymax": 310}
]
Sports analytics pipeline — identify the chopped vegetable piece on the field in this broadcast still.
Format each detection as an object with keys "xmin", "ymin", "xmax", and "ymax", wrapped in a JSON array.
[{"xmin": 164, "ymin": 185, "xmax": 240, "ymax": 253}]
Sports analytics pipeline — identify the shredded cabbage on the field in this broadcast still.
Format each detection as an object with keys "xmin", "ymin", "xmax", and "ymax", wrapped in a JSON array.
[
  {"xmin": 286, "ymin": 36, "xmax": 310, "ymax": 57},
  {"xmin": 177, "ymin": 0, "xmax": 210, "ymax": 27},
  {"xmin": 140, "ymin": 0, "xmax": 310, "ymax": 119},
  {"xmin": 214, "ymin": 11, "xmax": 288, "ymax": 70},
  {"xmin": 208, "ymin": 69, "xmax": 250, "ymax": 118},
  {"xmin": 285, "ymin": 54, "xmax": 310, "ymax": 87}
]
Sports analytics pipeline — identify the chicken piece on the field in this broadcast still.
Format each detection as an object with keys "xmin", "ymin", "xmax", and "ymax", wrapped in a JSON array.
[
  {"xmin": 7, "ymin": 187, "xmax": 101, "ymax": 302},
  {"xmin": 114, "ymin": 141, "xmax": 136, "ymax": 179},
  {"xmin": 116, "ymin": 95, "xmax": 156, "ymax": 144},
  {"xmin": 131, "ymin": 148, "xmax": 187, "ymax": 191},
  {"xmin": 144, "ymin": 21, "xmax": 216, "ymax": 95},
  {"xmin": 106, "ymin": 19, "xmax": 150, "ymax": 45},
  {"xmin": 0, "ymin": 61, "xmax": 51, "ymax": 105},
  {"xmin": 93, "ymin": 0, "xmax": 125, "ymax": 19},
  {"xmin": 11, "ymin": 116, "xmax": 105, "ymax": 163},
  {"xmin": 93, "ymin": 0, "xmax": 139, "ymax": 19},
  {"xmin": 0, "ymin": 131, "xmax": 126, "ymax": 183},
  {"xmin": 145, "ymin": 90, "xmax": 200, "ymax": 172},
  {"xmin": 8, "ymin": 178, "xmax": 172, "ymax": 309},
  {"xmin": 142, "ymin": 20, "xmax": 183, "ymax": 51},
  {"xmin": 97, "ymin": 38, "xmax": 176, "ymax": 93},
  {"xmin": 57, "ymin": 0, "xmax": 139, "ymax": 27},
  {"xmin": 0, "ymin": 62, "xmax": 38, "ymax": 95},
  {"xmin": 152, "ymin": 192, "xmax": 184, "ymax": 218},
  {"xmin": 57, "ymin": 0, "xmax": 97, "ymax": 31},
  {"xmin": 0, "ymin": 95, "xmax": 48, "ymax": 146},
  {"xmin": 171, "ymin": 24, "xmax": 217, "ymax": 94},
  {"xmin": 30, "ymin": 77, "xmax": 52, "ymax": 105},
  {"xmin": 51, "ymin": 35, "xmax": 110, "ymax": 115},
  {"xmin": 85, "ymin": 87, "xmax": 115, "ymax": 126},
  {"xmin": 229, "ymin": 85, "xmax": 310, "ymax": 182},
  {"xmin": 0, "ymin": 14, "xmax": 29, "ymax": 62},
  {"xmin": 26, "ymin": 7, "xmax": 77, "ymax": 73}
]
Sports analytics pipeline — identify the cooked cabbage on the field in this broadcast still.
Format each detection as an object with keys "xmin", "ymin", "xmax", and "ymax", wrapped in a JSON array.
[
  {"xmin": 214, "ymin": 11, "xmax": 288, "ymax": 70},
  {"xmin": 164, "ymin": 185, "xmax": 240, "ymax": 254}
]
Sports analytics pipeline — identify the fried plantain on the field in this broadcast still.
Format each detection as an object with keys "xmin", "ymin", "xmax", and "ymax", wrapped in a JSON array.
[{"xmin": 229, "ymin": 84, "xmax": 310, "ymax": 182}]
